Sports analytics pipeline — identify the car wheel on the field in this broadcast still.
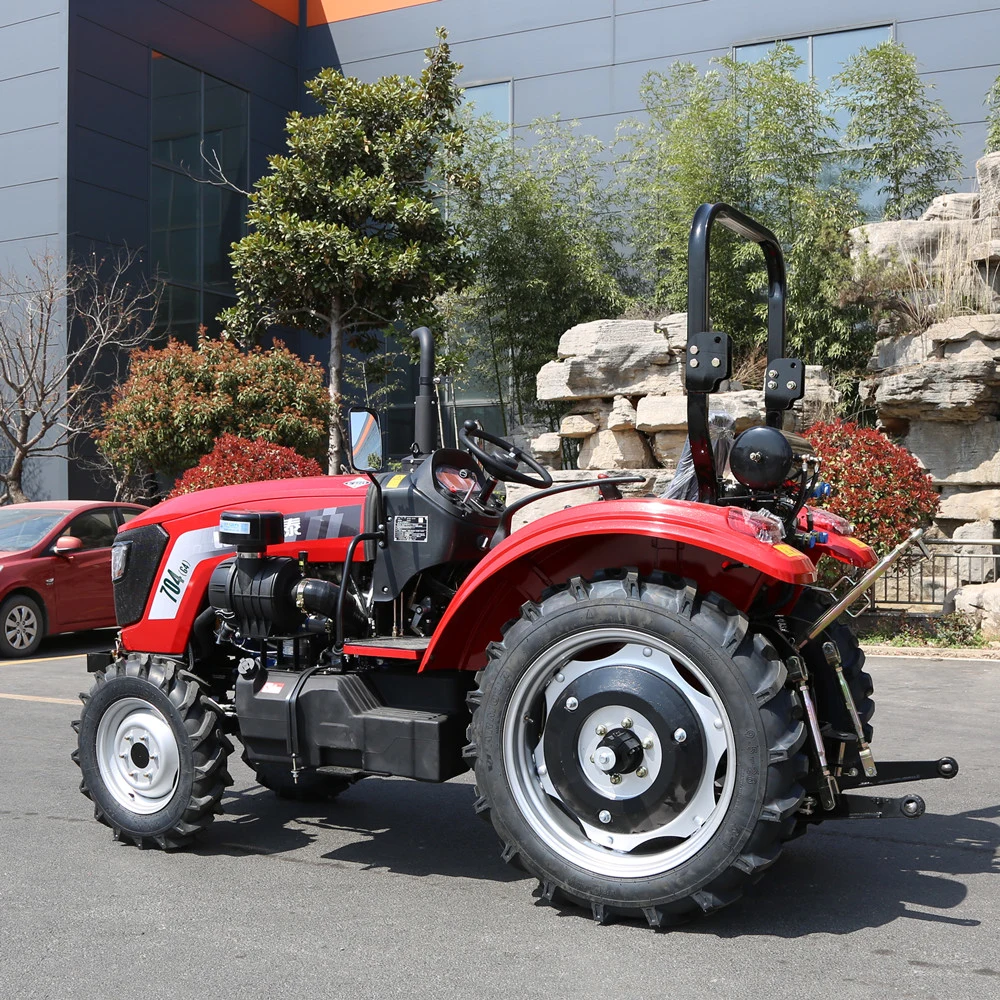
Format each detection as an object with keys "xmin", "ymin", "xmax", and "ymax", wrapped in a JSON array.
[{"xmin": 0, "ymin": 594, "xmax": 44, "ymax": 657}]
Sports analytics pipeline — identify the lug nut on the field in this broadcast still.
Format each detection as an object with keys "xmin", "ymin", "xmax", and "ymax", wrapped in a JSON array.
[
  {"xmin": 636, "ymin": 766, "xmax": 648, "ymax": 778},
  {"xmin": 609, "ymin": 773, "xmax": 622, "ymax": 785},
  {"xmin": 599, "ymin": 810, "xmax": 612, "ymax": 824},
  {"xmin": 642, "ymin": 737, "xmax": 654, "ymax": 750},
  {"xmin": 595, "ymin": 724, "xmax": 607, "ymax": 736},
  {"xmin": 621, "ymin": 717, "xmax": 633, "ymax": 729},
  {"xmin": 537, "ymin": 764, "xmax": 547, "ymax": 777},
  {"xmin": 673, "ymin": 728, "xmax": 687, "ymax": 743},
  {"xmin": 565, "ymin": 696, "xmax": 578, "ymax": 712},
  {"xmin": 554, "ymin": 672, "xmax": 564, "ymax": 682},
  {"xmin": 642, "ymin": 647, "xmax": 652, "ymax": 657}
]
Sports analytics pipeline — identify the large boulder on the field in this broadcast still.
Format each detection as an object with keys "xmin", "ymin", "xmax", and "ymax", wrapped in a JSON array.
[
  {"xmin": 607, "ymin": 395, "xmax": 637, "ymax": 431},
  {"xmin": 903, "ymin": 420, "xmax": 1000, "ymax": 485},
  {"xmin": 937, "ymin": 489, "xmax": 1000, "ymax": 522},
  {"xmin": 920, "ymin": 193, "xmax": 979, "ymax": 222},
  {"xmin": 976, "ymin": 151, "xmax": 1000, "ymax": 221},
  {"xmin": 577, "ymin": 428, "xmax": 654, "ymax": 470},
  {"xmin": 872, "ymin": 359, "xmax": 1000, "ymax": 422},
  {"xmin": 850, "ymin": 219, "xmax": 978, "ymax": 274},
  {"xmin": 529, "ymin": 432, "xmax": 562, "ymax": 469},
  {"xmin": 635, "ymin": 395, "xmax": 687, "ymax": 433},
  {"xmin": 537, "ymin": 320, "xmax": 682, "ymax": 402},
  {"xmin": 952, "ymin": 581, "xmax": 1000, "ymax": 639}
]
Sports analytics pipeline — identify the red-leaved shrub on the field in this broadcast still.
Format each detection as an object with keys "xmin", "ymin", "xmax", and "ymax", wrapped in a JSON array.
[
  {"xmin": 805, "ymin": 419, "xmax": 938, "ymax": 553},
  {"xmin": 168, "ymin": 434, "xmax": 324, "ymax": 498}
]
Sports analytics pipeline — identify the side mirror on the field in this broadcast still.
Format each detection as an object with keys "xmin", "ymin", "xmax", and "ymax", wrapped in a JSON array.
[
  {"xmin": 54, "ymin": 535, "xmax": 83, "ymax": 555},
  {"xmin": 349, "ymin": 408, "xmax": 383, "ymax": 472}
]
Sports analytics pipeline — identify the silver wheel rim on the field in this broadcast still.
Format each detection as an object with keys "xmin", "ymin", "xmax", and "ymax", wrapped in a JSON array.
[
  {"xmin": 4, "ymin": 604, "xmax": 39, "ymax": 650},
  {"xmin": 95, "ymin": 697, "xmax": 181, "ymax": 814},
  {"xmin": 502, "ymin": 628, "xmax": 737, "ymax": 879}
]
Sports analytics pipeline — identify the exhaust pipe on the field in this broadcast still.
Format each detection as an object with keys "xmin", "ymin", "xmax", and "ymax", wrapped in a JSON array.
[{"xmin": 410, "ymin": 326, "xmax": 436, "ymax": 456}]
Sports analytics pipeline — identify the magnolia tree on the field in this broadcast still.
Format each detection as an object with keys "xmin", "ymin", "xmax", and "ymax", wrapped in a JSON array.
[
  {"xmin": 221, "ymin": 29, "xmax": 474, "ymax": 471},
  {"xmin": 0, "ymin": 250, "xmax": 157, "ymax": 504}
]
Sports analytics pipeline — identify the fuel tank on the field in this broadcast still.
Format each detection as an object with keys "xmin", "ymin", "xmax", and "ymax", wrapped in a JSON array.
[{"xmin": 115, "ymin": 475, "xmax": 371, "ymax": 655}]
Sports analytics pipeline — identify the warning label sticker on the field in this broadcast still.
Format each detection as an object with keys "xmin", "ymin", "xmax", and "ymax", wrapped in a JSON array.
[
  {"xmin": 261, "ymin": 682, "xmax": 285, "ymax": 695},
  {"xmin": 394, "ymin": 515, "xmax": 429, "ymax": 543}
]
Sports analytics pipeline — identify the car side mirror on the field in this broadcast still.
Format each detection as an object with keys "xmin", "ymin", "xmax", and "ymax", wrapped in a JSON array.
[
  {"xmin": 349, "ymin": 408, "xmax": 383, "ymax": 472},
  {"xmin": 54, "ymin": 535, "xmax": 83, "ymax": 556}
]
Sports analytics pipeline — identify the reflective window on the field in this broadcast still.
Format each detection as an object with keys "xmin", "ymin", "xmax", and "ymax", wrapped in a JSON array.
[
  {"xmin": 0, "ymin": 509, "xmax": 70, "ymax": 551},
  {"xmin": 735, "ymin": 26, "xmax": 891, "ymax": 106},
  {"xmin": 150, "ymin": 52, "xmax": 249, "ymax": 342},
  {"xmin": 65, "ymin": 511, "xmax": 117, "ymax": 550},
  {"xmin": 735, "ymin": 26, "xmax": 892, "ymax": 217},
  {"xmin": 465, "ymin": 81, "xmax": 511, "ymax": 125}
]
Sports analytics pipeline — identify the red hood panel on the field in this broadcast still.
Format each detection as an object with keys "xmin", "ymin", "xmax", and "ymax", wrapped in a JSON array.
[{"xmin": 128, "ymin": 475, "xmax": 372, "ymax": 528}]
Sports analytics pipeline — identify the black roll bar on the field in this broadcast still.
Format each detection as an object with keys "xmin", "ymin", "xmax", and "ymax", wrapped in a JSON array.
[{"xmin": 685, "ymin": 203, "xmax": 788, "ymax": 503}]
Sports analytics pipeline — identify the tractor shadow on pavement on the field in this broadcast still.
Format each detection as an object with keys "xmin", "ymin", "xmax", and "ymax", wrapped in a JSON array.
[
  {"xmin": 198, "ymin": 774, "xmax": 524, "ymax": 885},
  {"xmin": 691, "ymin": 805, "xmax": 1000, "ymax": 938}
]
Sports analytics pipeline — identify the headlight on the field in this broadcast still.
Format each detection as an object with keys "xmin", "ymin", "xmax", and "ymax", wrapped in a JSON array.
[{"xmin": 111, "ymin": 540, "xmax": 131, "ymax": 582}]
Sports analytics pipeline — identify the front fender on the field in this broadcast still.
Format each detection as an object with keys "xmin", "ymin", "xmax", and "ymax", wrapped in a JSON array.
[{"xmin": 421, "ymin": 497, "xmax": 815, "ymax": 672}]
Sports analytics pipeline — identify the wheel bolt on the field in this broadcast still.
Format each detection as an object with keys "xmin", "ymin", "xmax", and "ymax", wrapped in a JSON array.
[
  {"xmin": 124, "ymin": 735, "xmax": 133, "ymax": 743},
  {"xmin": 673, "ymin": 728, "xmax": 687, "ymax": 743},
  {"xmin": 642, "ymin": 738, "xmax": 654, "ymax": 750},
  {"xmin": 565, "ymin": 697, "xmax": 578, "ymax": 712},
  {"xmin": 598, "ymin": 810, "xmax": 612, "ymax": 824},
  {"xmin": 554, "ymin": 672, "xmax": 564, "ymax": 682},
  {"xmin": 537, "ymin": 764, "xmax": 547, "ymax": 777},
  {"xmin": 609, "ymin": 773, "xmax": 622, "ymax": 785},
  {"xmin": 595, "ymin": 724, "xmax": 607, "ymax": 736},
  {"xmin": 622, "ymin": 717, "xmax": 633, "ymax": 729},
  {"xmin": 143, "ymin": 772, "xmax": 152, "ymax": 780},
  {"xmin": 713, "ymin": 717, "xmax": 723, "ymax": 730},
  {"xmin": 636, "ymin": 766, "xmax": 648, "ymax": 778},
  {"xmin": 119, "ymin": 753, "xmax": 127, "ymax": 760}
]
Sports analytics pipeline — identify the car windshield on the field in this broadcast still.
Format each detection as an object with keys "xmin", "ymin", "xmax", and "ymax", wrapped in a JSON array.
[{"xmin": 0, "ymin": 508, "xmax": 71, "ymax": 551}]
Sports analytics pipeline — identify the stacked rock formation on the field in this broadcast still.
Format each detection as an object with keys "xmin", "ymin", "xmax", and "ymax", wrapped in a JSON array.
[
  {"xmin": 857, "ymin": 153, "xmax": 1000, "ymax": 630},
  {"xmin": 531, "ymin": 314, "xmax": 839, "ymax": 474}
]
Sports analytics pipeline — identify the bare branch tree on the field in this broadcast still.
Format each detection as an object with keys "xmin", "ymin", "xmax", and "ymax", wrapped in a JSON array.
[{"xmin": 0, "ymin": 249, "xmax": 159, "ymax": 503}]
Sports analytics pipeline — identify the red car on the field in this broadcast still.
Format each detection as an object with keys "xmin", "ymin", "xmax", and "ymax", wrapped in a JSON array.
[{"xmin": 0, "ymin": 501, "xmax": 146, "ymax": 658}]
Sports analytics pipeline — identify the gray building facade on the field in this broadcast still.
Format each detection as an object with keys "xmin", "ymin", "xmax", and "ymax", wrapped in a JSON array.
[{"xmin": 0, "ymin": 0, "xmax": 995, "ymax": 497}]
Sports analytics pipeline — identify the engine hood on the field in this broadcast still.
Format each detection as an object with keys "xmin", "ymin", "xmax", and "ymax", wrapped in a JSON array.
[{"xmin": 127, "ymin": 475, "xmax": 373, "ymax": 529}]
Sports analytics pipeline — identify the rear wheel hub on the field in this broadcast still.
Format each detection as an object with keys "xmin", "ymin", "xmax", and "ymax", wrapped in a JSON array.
[{"xmin": 540, "ymin": 664, "xmax": 707, "ymax": 836}]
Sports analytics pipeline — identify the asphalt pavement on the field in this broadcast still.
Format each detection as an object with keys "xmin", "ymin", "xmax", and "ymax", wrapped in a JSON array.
[{"xmin": 1, "ymin": 646, "xmax": 997, "ymax": 1000}]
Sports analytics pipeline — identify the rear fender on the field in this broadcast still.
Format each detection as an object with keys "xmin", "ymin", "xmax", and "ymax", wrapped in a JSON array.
[{"xmin": 421, "ymin": 498, "xmax": 815, "ymax": 672}]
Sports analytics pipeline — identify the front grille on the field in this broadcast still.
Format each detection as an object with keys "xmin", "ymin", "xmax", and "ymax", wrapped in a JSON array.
[{"xmin": 113, "ymin": 523, "xmax": 169, "ymax": 626}]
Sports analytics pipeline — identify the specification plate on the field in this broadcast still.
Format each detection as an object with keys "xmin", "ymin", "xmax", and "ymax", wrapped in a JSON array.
[{"xmin": 393, "ymin": 515, "xmax": 429, "ymax": 542}]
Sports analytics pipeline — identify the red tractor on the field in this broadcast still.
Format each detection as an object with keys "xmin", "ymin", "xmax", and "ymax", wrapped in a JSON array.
[{"xmin": 74, "ymin": 204, "xmax": 956, "ymax": 926}]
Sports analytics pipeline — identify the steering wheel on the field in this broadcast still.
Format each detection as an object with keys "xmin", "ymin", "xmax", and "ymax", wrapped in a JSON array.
[{"xmin": 459, "ymin": 421, "xmax": 553, "ymax": 488}]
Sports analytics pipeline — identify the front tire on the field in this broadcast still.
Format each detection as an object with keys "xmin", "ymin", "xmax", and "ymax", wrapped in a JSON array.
[
  {"xmin": 467, "ymin": 573, "xmax": 806, "ymax": 925},
  {"xmin": 72, "ymin": 654, "xmax": 232, "ymax": 848}
]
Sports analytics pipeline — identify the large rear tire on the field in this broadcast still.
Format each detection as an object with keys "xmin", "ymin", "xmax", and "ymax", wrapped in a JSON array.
[
  {"xmin": 467, "ymin": 573, "xmax": 806, "ymax": 926},
  {"xmin": 72, "ymin": 654, "xmax": 232, "ymax": 848}
]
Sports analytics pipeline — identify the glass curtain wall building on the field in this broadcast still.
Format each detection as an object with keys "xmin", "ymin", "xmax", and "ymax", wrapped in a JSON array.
[{"xmin": 0, "ymin": 1, "xmax": 995, "ymax": 496}]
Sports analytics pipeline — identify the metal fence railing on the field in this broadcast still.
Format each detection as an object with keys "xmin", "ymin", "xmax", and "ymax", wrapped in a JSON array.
[{"xmin": 869, "ymin": 538, "xmax": 1000, "ymax": 612}]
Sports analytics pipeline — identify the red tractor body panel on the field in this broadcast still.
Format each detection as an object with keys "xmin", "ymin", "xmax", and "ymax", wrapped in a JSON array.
[
  {"xmin": 120, "ymin": 476, "xmax": 370, "ymax": 655},
  {"xmin": 420, "ymin": 497, "xmax": 816, "ymax": 672}
]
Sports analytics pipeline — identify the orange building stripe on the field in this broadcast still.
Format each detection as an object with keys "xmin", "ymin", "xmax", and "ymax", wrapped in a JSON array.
[
  {"xmin": 308, "ymin": 0, "xmax": 439, "ymax": 27},
  {"xmin": 251, "ymin": 0, "xmax": 300, "ymax": 24}
]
